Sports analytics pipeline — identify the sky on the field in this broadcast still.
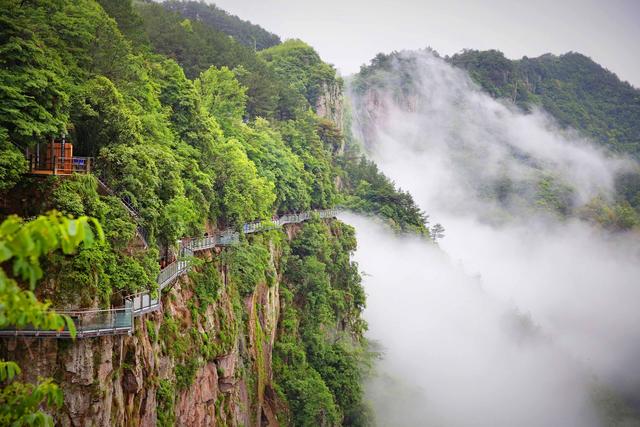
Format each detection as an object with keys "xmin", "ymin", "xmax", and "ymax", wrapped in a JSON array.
[{"xmin": 211, "ymin": 0, "xmax": 640, "ymax": 87}]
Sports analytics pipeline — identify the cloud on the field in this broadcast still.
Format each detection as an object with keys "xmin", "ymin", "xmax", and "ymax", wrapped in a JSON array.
[{"xmin": 346, "ymin": 51, "xmax": 640, "ymax": 425}]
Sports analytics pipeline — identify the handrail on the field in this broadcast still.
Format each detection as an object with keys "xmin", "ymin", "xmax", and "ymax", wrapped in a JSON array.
[
  {"xmin": 95, "ymin": 175, "xmax": 148, "ymax": 248},
  {"xmin": 27, "ymin": 155, "xmax": 93, "ymax": 175},
  {"xmin": 0, "ymin": 209, "xmax": 338, "ymax": 338}
]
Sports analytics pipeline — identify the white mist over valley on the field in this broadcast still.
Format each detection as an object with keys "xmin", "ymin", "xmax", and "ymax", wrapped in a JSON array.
[{"xmin": 345, "ymin": 51, "xmax": 640, "ymax": 426}]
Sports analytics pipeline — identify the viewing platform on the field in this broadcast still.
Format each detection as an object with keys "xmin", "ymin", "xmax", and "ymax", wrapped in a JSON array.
[
  {"xmin": 27, "ymin": 155, "xmax": 93, "ymax": 175},
  {"xmin": 24, "ymin": 140, "xmax": 93, "ymax": 176}
]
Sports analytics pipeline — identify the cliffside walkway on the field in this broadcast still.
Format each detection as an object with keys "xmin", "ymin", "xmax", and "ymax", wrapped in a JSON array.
[{"xmin": 0, "ymin": 209, "xmax": 337, "ymax": 338}]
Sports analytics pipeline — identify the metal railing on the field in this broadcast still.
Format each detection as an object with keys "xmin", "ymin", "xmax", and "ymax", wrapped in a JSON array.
[
  {"xmin": 127, "ymin": 291, "xmax": 161, "ymax": 316},
  {"xmin": 95, "ymin": 176, "xmax": 148, "ymax": 249},
  {"xmin": 95, "ymin": 176, "xmax": 141, "ymax": 219},
  {"xmin": 183, "ymin": 236, "xmax": 217, "ymax": 251},
  {"xmin": 1, "ymin": 209, "xmax": 339, "ymax": 338},
  {"xmin": 0, "ymin": 307, "xmax": 132, "ymax": 338},
  {"xmin": 157, "ymin": 259, "xmax": 190, "ymax": 291}
]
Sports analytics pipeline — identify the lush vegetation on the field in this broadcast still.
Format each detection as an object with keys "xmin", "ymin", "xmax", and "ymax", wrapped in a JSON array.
[
  {"xmin": 0, "ymin": 1, "xmax": 435, "ymax": 424},
  {"xmin": 448, "ymin": 50, "xmax": 640, "ymax": 158},
  {"xmin": 0, "ymin": 213, "xmax": 102, "ymax": 426},
  {"xmin": 260, "ymin": 40, "xmax": 342, "ymax": 108},
  {"xmin": 133, "ymin": 0, "xmax": 300, "ymax": 119},
  {"xmin": 340, "ymin": 156, "xmax": 429, "ymax": 234},
  {"xmin": 163, "ymin": 0, "xmax": 280, "ymax": 50},
  {"xmin": 274, "ymin": 218, "xmax": 373, "ymax": 426}
]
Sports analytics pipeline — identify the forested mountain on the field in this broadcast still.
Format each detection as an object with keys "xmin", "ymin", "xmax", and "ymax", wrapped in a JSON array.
[
  {"xmin": 448, "ymin": 50, "xmax": 640, "ymax": 224},
  {"xmin": 163, "ymin": 0, "xmax": 281, "ymax": 50},
  {"xmin": 9, "ymin": 0, "xmax": 636, "ymax": 424},
  {"xmin": 351, "ymin": 49, "xmax": 640, "ymax": 230},
  {"xmin": 448, "ymin": 50, "xmax": 640, "ymax": 158},
  {"xmin": 0, "ymin": 0, "xmax": 429, "ymax": 425}
]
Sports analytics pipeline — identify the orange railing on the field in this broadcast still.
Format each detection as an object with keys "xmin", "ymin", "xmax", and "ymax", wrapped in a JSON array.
[{"xmin": 28, "ymin": 155, "xmax": 93, "ymax": 175}]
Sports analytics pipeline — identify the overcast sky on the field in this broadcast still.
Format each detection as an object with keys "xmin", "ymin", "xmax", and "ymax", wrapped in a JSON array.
[{"xmin": 211, "ymin": 0, "xmax": 640, "ymax": 87}]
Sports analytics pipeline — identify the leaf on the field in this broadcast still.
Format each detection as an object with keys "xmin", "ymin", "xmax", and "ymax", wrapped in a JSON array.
[
  {"xmin": 0, "ymin": 242, "xmax": 12, "ymax": 262},
  {"xmin": 0, "ymin": 360, "xmax": 21, "ymax": 381}
]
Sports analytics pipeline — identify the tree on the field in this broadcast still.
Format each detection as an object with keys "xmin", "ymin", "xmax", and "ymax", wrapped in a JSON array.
[
  {"xmin": 239, "ymin": 119, "xmax": 312, "ymax": 213},
  {"xmin": 431, "ymin": 223, "xmax": 445, "ymax": 242},
  {"xmin": 209, "ymin": 138, "xmax": 275, "ymax": 225},
  {"xmin": 0, "ymin": 4, "xmax": 70, "ymax": 146},
  {"xmin": 0, "ymin": 212, "xmax": 103, "ymax": 426},
  {"xmin": 196, "ymin": 65, "xmax": 248, "ymax": 131},
  {"xmin": 0, "ymin": 130, "xmax": 27, "ymax": 192}
]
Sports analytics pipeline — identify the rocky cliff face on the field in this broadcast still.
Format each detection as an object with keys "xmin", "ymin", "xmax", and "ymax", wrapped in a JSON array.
[
  {"xmin": 1, "ymin": 229, "xmax": 297, "ymax": 426},
  {"xmin": 316, "ymin": 81, "xmax": 345, "ymax": 151},
  {"xmin": 316, "ymin": 81, "xmax": 343, "ymax": 127}
]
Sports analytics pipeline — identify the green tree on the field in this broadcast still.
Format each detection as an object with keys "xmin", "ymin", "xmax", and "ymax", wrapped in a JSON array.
[
  {"xmin": 260, "ymin": 40, "xmax": 340, "ymax": 108},
  {"xmin": 239, "ymin": 119, "xmax": 312, "ymax": 212},
  {"xmin": 0, "ymin": 3, "xmax": 69, "ymax": 146},
  {"xmin": 210, "ymin": 138, "xmax": 275, "ymax": 225},
  {"xmin": 71, "ymin": 76, "xmax": 143, "ymax": 157},
  {"xmin": 0, "ymin": 212, "xmax": 103, "ymax": 426},
  {"xmin": 277, "ymin": 113, "xmax": 338, "ymax": 208},
  {"xmin": 0, "ymin": 130, "xmax": 27, "ymax": 192},
  {"xmin": 196, "ymin": 66, "xmax": 248, "ymax": 131},
  {"xmin": 162, "ymin": 1, "xmax": 280, "ymax": 51}
]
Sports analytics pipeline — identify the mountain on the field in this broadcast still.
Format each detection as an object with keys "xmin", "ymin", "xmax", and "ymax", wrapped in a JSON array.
[
  {"xmin": 162, "ymin": 0, "xmax": 281, "ymax": 50},
  {"xmin": 448, "ymin": 50, "xmax": 640, "ymax": 158},
  {"xmin": 350, "ymin": 49, "xmax": 640, "ymax": 229},
  {"xmin": 0, "ymin": 1, "xmax": 428, "ymax": 425}
]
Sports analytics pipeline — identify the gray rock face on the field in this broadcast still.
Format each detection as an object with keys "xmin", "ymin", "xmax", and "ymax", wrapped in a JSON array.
[{"xmin": 316, "ymin": 81, "xmax": 345, "ymax": 149}]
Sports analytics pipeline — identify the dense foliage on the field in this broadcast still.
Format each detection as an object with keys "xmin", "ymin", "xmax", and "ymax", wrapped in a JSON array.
[
  {"xmin": 260, "ymin": 40, "xmax": 342, "ymax": 108},
  {"xmin": 0, "ymin": 213, "xmax": 102, "ymax": 426},
  {"xmin": 133, "ymin": 0, "xmax": 294, "ymax": 119},
  {"xmin": 340, "ymin": 156, "xmax": 429, "ymax": 234},
  {"xmin": 0, "ymin": 1, "xmax": 434, "ymax": 424},
  {"xmin": 448, "ymin": 50, "xmax": 640, "ymax": 158},
  {"xmin": 274, "ymin": 218, "xmax": 373, "ymax": 426},
  {"xmin": 163, "ymin": 0, "xmax": 281, "ymax": 50},
  {"xmin": 0, "ymin": 0, "xmax": 346, "ymax": 309}
]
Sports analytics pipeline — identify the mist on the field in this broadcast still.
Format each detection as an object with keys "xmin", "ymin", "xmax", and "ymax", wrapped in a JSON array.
[{"xmin": 345, "ymin": 51, "xmax": 640, "ymax": 426}]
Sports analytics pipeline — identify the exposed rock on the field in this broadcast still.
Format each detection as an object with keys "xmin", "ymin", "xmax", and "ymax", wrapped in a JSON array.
[
  {"xmin": 216, "ymin": 349, "xmax": 238, "ymax": 380},
  {"xmin": 0, "ymin": 226, "xmax": 305, "ymax": 425},
  {"xmin": 219, "ymin": 380, "xmax": 236, "ymax": 394},
  {"xmin": 316, "ymin": 81, "xmax": 344, "ymax": 132},
  {"xmin": 175, "ymin": 362, "xmax": 218, "ymax": 426},
  {"xmin": 122, "ymin": 368, "xmax": 140, "ymax": 393},
  {"xmin": 64, "ymin": 340, "xmax": 96, "ymax": 386}
]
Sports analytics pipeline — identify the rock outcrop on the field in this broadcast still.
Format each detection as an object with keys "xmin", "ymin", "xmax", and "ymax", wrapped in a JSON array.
[
  {"xmin": 316, "ymin": 81, "xmax": 344, "ymax": 133},
  {"xmin": 0, "ymin": 227, "xmax": 299, "ymax": 426}
]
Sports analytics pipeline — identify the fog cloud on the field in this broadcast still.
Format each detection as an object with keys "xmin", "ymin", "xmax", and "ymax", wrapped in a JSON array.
[{"xmin": 345, "ymin": 51, "xmax": 640, "ymax": 426}]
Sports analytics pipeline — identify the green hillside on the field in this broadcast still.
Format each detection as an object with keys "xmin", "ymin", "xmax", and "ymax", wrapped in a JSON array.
[
  {"xmin": 163, "ymin": 0, "xmax": 281, "ymax": 50},
  {"xmin": 448, "ymin": 50, "xmax": 640, "ymax": 158}
]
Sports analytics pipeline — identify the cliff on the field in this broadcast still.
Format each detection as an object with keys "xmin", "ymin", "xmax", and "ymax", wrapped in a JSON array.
[
  {"xmin": 0, "ymin": 2, "xmax": 374, "ymax": 425},
  {"xmin": 316, "ymin": 81, "xmax": 344, "ymax": 132},
  {"xmin": 3, "ymin": 226, "xmax": 289, "ymax": 426},
  {"xmin": 1, "ymin": 216, "xmax": 369, "ymax": 426}
]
